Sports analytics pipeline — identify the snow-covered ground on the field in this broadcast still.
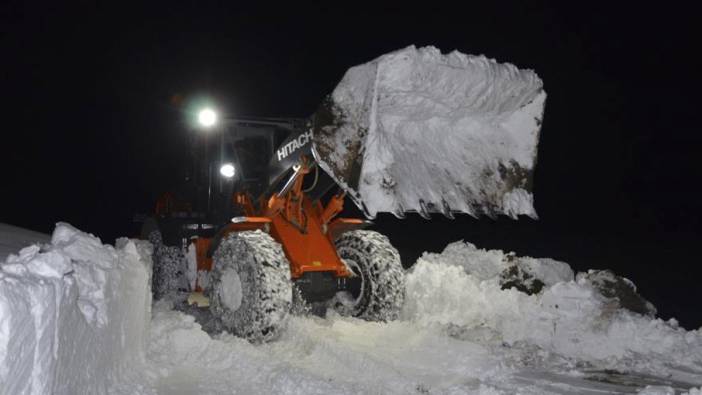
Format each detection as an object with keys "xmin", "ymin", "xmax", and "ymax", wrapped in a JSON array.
[{"xmin": 2, "ymin": 224, "xmax": 701, "ymax": 394}]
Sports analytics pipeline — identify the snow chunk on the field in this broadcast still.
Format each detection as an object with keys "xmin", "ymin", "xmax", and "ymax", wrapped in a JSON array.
[
  {"xmin": 6, "ymin": 247, "xmax": 72, "ymax": 278},
  {"xmin": 638, "ymin": 386, "xmax": 675, "ymax": 395},
  {"xmin": 578, "ymin": 269, "xmax": 657, "ymax": 317},
  {"xmin": 52, "ymin": 222, "xmax": 117, "ymax": 268},
  {"xmin": 519, "ymin": 257, "xmax": 574, "ymax": 286},
  {"xmin": 418, "ymin": 241, "xmax": 508, "ymax": 281}
]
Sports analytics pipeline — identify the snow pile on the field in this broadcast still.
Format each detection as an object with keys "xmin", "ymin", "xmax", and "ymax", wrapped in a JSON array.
[
  {"xmin": 403, "ymin": 241, "xmax": 702, "ymax": 381},
  {"xmin": 313, "ymin": 45, "xmax": 545, "ymax": 219},
  {"xmin": 0, "ymin": 223, "xmax": 152, "ymax": 394}
]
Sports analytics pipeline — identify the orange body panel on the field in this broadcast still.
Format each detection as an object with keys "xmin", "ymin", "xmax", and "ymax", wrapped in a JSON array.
[
  {"xmin": 228, "ymin": 216, "xmax": 272, "ymax": 230},
  {"xmin": 327, "ymin": 217, "xmax": 365, "ymax": 241},
  {"xmin": 268, "ymin": 198, "xmax": 349, "ymax": 279},
  {"xmin": 212, "ymin": 200, "xmax": 352, "ymax": 279}
]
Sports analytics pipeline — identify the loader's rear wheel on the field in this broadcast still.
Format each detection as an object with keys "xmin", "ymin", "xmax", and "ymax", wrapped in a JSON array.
[
  {"xmin": 142, "ymin": 218, "xmax": 189, "ymax": 301},
  {"xmin": 208, "ymin": 230, "xmax": 293, "ymax": 343},
  {"xmin": 334, "ymin": 230, "xmax": 405, "ymax": 321}
]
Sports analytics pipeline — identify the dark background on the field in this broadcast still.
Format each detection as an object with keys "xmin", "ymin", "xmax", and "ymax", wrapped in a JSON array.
[{"xmin": 2, "ymin": 3, "xmax": 700, "ymax": 328}]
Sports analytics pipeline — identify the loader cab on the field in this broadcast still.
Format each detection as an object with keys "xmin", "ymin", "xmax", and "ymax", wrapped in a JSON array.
[
  {"xmin": 196, "ymin": 118, "xmax": 304, "ymax": 225},
  {"xmin": 188, "ymin": 116, "xmax": 338, "ymax": 233}
]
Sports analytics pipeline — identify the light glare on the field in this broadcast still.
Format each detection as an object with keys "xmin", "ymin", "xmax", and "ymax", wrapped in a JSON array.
[
  {"xmin": 220, "ymin": 163, "xmax": 235, "ymax": 178},
  {"xmin": 198, "ymin": 108, "xmax": 217, "ymax": 127}
]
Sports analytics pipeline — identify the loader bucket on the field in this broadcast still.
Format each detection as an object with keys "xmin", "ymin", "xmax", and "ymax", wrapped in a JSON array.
[{"xmin": 312, "ymin": 46, "xmax": 546, "ymax": 219}]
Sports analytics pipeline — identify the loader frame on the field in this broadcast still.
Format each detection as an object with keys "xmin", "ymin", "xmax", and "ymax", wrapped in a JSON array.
[{"xmin": 155, "ymin": 156, "xmax": 368, "ymax": 293}]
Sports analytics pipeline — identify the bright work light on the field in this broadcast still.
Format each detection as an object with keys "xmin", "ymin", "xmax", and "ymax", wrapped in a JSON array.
[
  {"xmin": 219, "ymin": 163, "xmax": 235, "ymax": 178},
  {"xmin": 198, "ymin": 108, "xmax": 217, "ymax": 127}
]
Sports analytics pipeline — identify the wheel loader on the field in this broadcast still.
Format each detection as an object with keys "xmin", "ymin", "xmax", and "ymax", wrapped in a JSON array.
[{"xmin": 141, "ymin": 46, "xmax": 546, "ymax": 342}]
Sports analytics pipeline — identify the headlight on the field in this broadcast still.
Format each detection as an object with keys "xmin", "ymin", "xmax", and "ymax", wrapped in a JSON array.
[
  {"xmin": 198, "ymin": 108, "xmax": 217, "ymax": 127},
  {"xmin": 219, "ymin": 163, "xmax": 235, "ymax": 178}
]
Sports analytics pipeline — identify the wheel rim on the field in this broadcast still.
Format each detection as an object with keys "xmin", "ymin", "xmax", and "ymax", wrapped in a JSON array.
[
  {"xmin": 340, "ymin": 258, "xmax": 365, "ymax": 307},
  {"xmin": 219, "ymin": 268, "xmax": 243, "ymax": 312}
]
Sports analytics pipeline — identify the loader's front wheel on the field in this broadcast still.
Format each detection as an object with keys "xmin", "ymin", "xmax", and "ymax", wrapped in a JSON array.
[
  {"xmin": 208, "ymin": 230, "xmax": 293, "ymax": 343},
  {"xmin": 334, "ymin": 230, "xmax": 405, "ymax": 321}
]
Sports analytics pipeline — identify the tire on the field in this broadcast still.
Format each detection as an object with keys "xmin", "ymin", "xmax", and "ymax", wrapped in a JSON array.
[
  {"xmin": 143, "ymin": 219, "xmax": 189, "ymax": 301},
  {"xmin": 334, "ymin": 230, "xmax": 405, "ymax": 321},
  {"xmin": 208, "ymin": 230, "xmax": 293, "ymax": 343}
]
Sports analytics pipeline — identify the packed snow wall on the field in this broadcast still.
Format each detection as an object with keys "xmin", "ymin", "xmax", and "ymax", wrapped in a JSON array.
[{"xmin": 0, "ymin": 223, "xmax": 152, "ymax": 395}]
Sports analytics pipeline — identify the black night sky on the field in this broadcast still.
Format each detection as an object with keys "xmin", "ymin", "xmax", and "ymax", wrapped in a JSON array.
[{"xmin": 3, "ymin": 3, "xmax": 700, "ymax": 328}]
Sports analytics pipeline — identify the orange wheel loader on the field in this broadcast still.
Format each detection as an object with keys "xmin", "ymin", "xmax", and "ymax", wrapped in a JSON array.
[
  {"xmin": 140, "ymin": 46, "xmax": 545, "ymax": 343},
  {"xmin": 141, "ymin": 117, "xmax": 406, "ymax": 342}
]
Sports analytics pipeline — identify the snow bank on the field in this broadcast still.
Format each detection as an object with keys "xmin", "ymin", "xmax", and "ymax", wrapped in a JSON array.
[
  {"xmin": 403, "ymin": 241, "xmax": 702, "ymax": 381},
  {"xmin": 0, "ymin": 223, "xmax": 152, "ymax": 394},
  {"xmin": 0, "ymin": 223, "xmax": 49, "ymax": 262}
]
